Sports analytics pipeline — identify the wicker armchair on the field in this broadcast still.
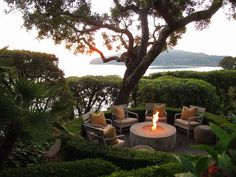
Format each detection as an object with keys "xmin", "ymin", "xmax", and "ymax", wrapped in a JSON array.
[
  {"xmin": 145, "ymin": 103, "xmax": 167, "ymax": 123},
  {"xmin": 174, "ymin": 105, "xmax": 206, "ymax": 138},
  {"xmin": 82, "ymin": 112, "xmax": 126, "ymax": 147},
  {"xmin": 111, "ymin": 104, "xmax": 139, "ymax": 134}
]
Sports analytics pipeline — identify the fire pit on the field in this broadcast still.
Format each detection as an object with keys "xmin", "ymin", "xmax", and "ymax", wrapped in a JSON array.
[{"xmin": 129, "ymin": 112, "xmax": 176, "ymax": 151}]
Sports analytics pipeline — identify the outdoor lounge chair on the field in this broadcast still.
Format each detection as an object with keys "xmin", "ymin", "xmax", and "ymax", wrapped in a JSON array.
[
  {"xmin": 111, "ymin": 104, "xmax": 139, "ymax": 134},
  {"xmin": 83, "ymin": 123, "xmax": 126, "ymax": 147},
  {"xmin": 174, "ymin": 105, "xmax": 206, "ymax": 138},
  {"xmin": 82, "ymin": 111, "xmax": 126, "ymax": 147},
  {"xmin": 145, "ymin": 103, "xmax": 167, "ymax": 123}
]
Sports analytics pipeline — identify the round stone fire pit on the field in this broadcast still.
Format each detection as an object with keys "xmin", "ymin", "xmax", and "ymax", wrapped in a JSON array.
[{"xmin": 130, "ymin": 122, "xmax": 176, "ymax": 151}]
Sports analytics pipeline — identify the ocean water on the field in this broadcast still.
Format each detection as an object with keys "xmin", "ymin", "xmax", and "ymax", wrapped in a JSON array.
[{"xmin": 63, "ymin": 64, "xmax": 222, "ymax": 78}]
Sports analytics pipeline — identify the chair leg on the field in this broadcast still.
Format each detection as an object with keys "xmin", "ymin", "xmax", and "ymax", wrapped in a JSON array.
[{"xmin": 187, "ymin": 129, "xmax": 190, "ymax": 138}]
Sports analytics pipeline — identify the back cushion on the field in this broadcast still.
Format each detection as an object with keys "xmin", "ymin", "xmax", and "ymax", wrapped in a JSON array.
[
  {"xmin": 113, "ymin": 106, "xmax": 125, "ymax": 120},
  {"xmin": 153, "ymin": 104, "xmax": 166, "ymax": 117},
  {"xmin": 180, "ymin": 106, "xmax": 198, "ymax": 120},
  {"xmin": 90, "ymin": 112, "xmax": 108, "ymax": 126},
  {"xmin": 103, "ymin": 125, "xmax": 118, "ymax": 145}
]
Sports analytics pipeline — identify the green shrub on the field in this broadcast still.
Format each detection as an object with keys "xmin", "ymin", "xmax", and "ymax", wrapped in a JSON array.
[
  {"xmin": 136, "ymin": 77, "xmax": 220, "ymax": 113},
  {"xmin": 148, "ymin": 70, "xmax": 236, "ymax": 114},
  {"xmin": 66, "ymin": 75, "xmax": 122, "ymax": 115},
  {"xmin": 62, "ymin": 118, "xmax": 178, "ymax": 170},
  {"xmin": 3, "ymin": 141, "xmax": 51, "ymax": 168},
  {"xmin": 0, "ymin": 159, "xmax": 118, "ymax": 177},
  {"xmin": 107, "ymin": 162, "xmax": 184, "ymax": 177},
  {"xmin": 205, "ymin": 113, "xmax": 236, "ymax": 133}
]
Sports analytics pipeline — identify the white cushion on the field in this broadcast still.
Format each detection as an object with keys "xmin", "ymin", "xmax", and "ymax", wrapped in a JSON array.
[
  {"xmin": 175, "ymin": 119, "xmax": 200, "ymax": 130},
  {"xmin": 113, "ymin": 117, "xmax": 138, "ymax": 128}
]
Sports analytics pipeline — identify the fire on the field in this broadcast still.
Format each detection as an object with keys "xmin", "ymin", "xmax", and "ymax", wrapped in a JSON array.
[{"xmin": 152, "ymin": 111, "xmax": 159, "ymax": 130}]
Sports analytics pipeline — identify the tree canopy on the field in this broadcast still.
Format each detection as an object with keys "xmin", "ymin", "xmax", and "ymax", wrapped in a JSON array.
[
  {"xmin": 219, "ymin": 56, "xmax": 236, "ymax": 69},
  {"xmin": 4, "ymin": 0, "xmax": 236, "ymax": 104}
]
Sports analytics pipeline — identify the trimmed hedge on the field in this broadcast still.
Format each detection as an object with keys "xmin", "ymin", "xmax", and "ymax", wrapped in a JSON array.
[
  {"xmin": 63, "ymin": 119, "xmax": 179, "ymax": 170},
  {"xmin": 0, "ymin": 159, "xmax": 118, "ymax": 177},
  {"xmin": 148, "ymin": 70, "xmax": 236, "ymax": 114},
  {"xmin": 148, "ymin": 70, "xmax": 236, "ymax": 91},
  {"xmin": 136, "ymin": 76, "xmax": 220, "ymax": 113},
  {"xmin": 107, "ymin": 162, "xmax": 185, "ymax": 177}
]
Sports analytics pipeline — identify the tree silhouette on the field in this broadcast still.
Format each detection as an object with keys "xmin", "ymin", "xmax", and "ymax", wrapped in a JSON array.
[{"xmin": 4, "ymin": 0, "xmax": 236, "ymax": 104}]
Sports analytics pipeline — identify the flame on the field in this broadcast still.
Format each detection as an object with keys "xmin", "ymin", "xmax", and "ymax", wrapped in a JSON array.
[{"xmin": 152, "ymin": 111, "xmax": 159, "ymax": 130}]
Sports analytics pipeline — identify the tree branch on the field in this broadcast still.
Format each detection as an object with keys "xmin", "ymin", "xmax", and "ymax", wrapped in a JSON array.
[
  {"xmin": 81, "ymin": 38, "xmax": 123, "ymax": 63},
  {"xmin": 177, "ymin": 0, "xmax": 223, "ymax": 29},
  {"xmin": 153, "ymin": 0, "xmax": 177, "ymax": 28}
]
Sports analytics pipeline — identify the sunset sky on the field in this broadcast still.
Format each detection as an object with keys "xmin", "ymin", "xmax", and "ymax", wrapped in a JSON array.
[{"xmin": 1, "ymin": 0, "xmax": 236, "ymax": 76}]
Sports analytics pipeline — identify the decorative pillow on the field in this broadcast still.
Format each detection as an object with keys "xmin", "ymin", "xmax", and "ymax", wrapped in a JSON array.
[
  {"xmin": 180, "ymin": 106, "xmax": 198, "ymax": 120},
  {"xmin": 103, "ymin": 125, "xmax": 118, "ymax": 145},
  {"xmin": 113, "ymin": 106, "xmax": 125, "ymax": 120},
  {"xmin": 89, "ymin": 112, "xmax": 107, "ymax": 126},
  {"xmin": 153, "ymin": 104, "xmax": 166, "ymax": 117}
]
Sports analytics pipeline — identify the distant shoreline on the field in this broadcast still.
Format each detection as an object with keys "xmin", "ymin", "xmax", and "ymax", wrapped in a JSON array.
[{"xmin": 148, "ymin": 65, "xmax": 220, "ymax": 69}]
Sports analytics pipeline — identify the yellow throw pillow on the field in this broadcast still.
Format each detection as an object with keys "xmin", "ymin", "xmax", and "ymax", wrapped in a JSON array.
[
  {"xmin": 113, "ymin": 106, "xmax": 125, "ymax": 120},
  {"xmin": 180, "ymin": 106, "xmax": 198, "ymax": 120},
  {"xmin": 89, "ymin": 112, "xmax": 107, "ymax": 126},
  {"xmin": 153, "ymin": 104, "xmax": 166, "ymax": 117},
  {"xmin": 103, "ymin": 125, "xmax": 118, "ymax": 145}
]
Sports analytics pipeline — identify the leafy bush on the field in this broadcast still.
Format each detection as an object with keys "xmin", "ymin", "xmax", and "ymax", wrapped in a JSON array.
[
  {"xmin": 107, "ymin": 162, "xmax": 184, "ymax": 177},
  {"xmin": 3, "ymin": 141, "xmax": 51, "ymax": 168},
  {"xmin": 136, "ymin": 76, "xmax": 220, "ymax": 113},
  {"xmin": 0, "ymin": 158, "xmax": 118, "ymax": 177},
  {"xmin": 66, "ymin": 75, "xmax": 122, "ymax": 115},
  {"xmin": 148, "ymin": 70, "xmax": 236, "ymax": 114},
  {"xmin": 176, "ymin": 123, "xmax": 236, "ymax": 177},
  {"xmin": 62, "ymin": 118, "xmax": 178, "ymax": 170}
]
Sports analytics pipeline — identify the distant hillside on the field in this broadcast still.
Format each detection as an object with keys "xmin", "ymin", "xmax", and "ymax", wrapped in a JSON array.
[{"xmin": 89, "ymin": 49, "xmax": 225, "ymax": 66}]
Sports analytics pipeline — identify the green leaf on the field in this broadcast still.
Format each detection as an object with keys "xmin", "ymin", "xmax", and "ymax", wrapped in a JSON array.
[
  {"xmin": 227, "ymin": 132, "xmax": 236, "ymax": 150},
  {"xmin": 174, "ymin": 155, "xmax": 196, "ymax": 174},
  {"xmin": 192, "ymin": 144, "xmax": 218, "ymax": 162},
  {"xmin": 195, "ymin": 157, "xmax": 209, "ymax": 176},
  {"xmin": 218, "ymin": 153, "xmax": 236, "ymax": 176},
  {"xmin": 209, "ymin": 123, "xmax": 230, "ymax": 151},
  {"xmin": 229, "ymin": 149, "xmax": 236, "ymax": 163}
]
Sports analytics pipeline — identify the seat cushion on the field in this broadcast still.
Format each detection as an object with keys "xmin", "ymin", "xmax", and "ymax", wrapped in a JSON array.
[
  {"xmin": 180, "ymin": 106, "xmax": 198, "ymax": 120},
  {"xmin": 175, "ymin": 118, "xmax": 200, "ymax": 130},
  {"xmin": 153, "ymin": 104, "xmax": 166, "ymax": 117},
  {"xmin": 103, "ymin": 125, "xmax": 118, "ymax": 145},
  {"xmin": 90, "ymin": 112, "xmax": 107, "ymax": 126},
  {"xmin": 113, "ymin": 117, "xmax": 138, "ymax": 128},
  {"xmin": 113, "ymin": 105, "xmax": 125, "ymax": 120}
]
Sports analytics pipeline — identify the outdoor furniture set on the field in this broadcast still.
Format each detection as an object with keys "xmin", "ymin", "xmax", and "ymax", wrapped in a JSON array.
[{"xmin": 82, "ymin": 103, "xmax": 213, "ymax": 150}]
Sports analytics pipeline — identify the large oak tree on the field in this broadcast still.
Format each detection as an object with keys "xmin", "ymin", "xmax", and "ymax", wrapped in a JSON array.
[{"xmin": 4, "ymin": 0, "xmax": 236, "ymax": 104}]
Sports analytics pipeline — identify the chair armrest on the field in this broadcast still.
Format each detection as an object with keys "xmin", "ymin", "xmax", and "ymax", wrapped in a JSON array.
[
  {"xmin": 174, "ymin": 113, "xmax": 182, "ymax": 119},
  {"xmin": 84, "ymin": 122, "xmax": 104, "ymax": 129},
  {"xmin": 127, "ymin": 110, "xmax": 138, "ymax": 119},
  {"xmin": 188, "ymin": 115, "xmax": 203, "ymax": 123},
  {"xmin": 145, "ymin": 110, "xmax": 149, "ymax": 116},
  {"xmin": 164, "ymin": 111, "xmax": 167, "ymax": 117}
]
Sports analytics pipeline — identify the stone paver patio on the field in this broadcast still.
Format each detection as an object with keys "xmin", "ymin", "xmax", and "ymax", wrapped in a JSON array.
[{"xmin": 123, "ymin": 128, "xmax": 208, "ymax": 155}]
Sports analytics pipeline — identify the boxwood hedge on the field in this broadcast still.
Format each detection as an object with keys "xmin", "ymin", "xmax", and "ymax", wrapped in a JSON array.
[
  {"xmin": 136, "ymin": 76, "xmax": 220, "ymax": 113},
  {"xmin": 0, "ymin": 158, "xmax": 118, "ymax": 177},
  {"xmin": 62, "ymin": 118, "xmax": 180, "ymax": 170},
  {"xmin": 107, "ymin": 162, "xmax": 185, "ymax": 177}
]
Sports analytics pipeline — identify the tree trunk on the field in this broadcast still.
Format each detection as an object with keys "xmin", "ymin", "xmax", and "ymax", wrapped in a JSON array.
[{"xmin": 114, "ymin": 65, "xmax": 147, "ymax": 105}]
